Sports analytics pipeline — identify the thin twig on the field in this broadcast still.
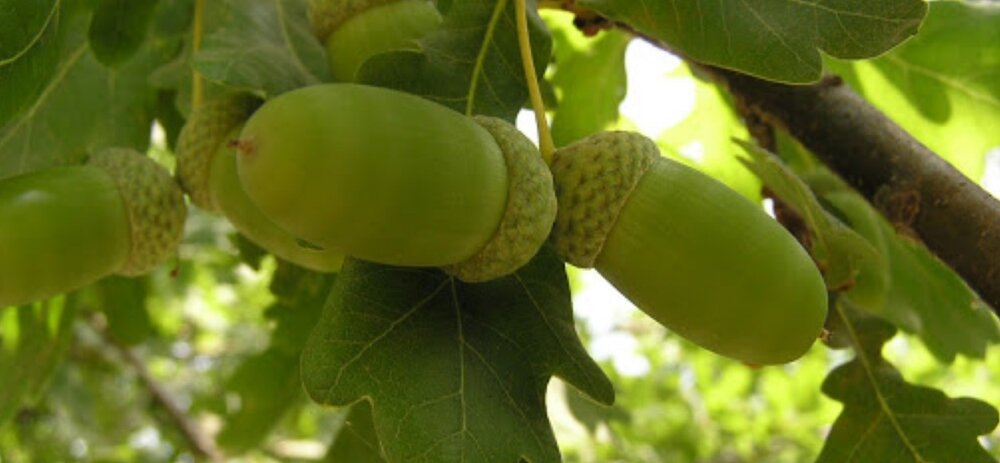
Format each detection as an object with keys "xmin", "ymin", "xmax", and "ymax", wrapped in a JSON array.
[
  {"xmin": 92, "ymin": 317, "xmax": 224, "ymax": 462},
  {"xmin": 516, "ymin": 0, "xmax": 555, "ymax": 163}
]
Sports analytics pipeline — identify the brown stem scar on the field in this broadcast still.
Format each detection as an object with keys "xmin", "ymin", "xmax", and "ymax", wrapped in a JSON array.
[{"xmin": 228, "ymin": 139, "xmax": 256, "ymax": 158}]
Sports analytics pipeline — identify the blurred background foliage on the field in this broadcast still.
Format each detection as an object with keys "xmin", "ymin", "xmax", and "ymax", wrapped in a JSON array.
[
  {"xmin": 2, "ymin": 2, "xmax": 1000, "ymax": 462},
  {"xmin": 2, "ymin": 240, "xmax": 997, "ymax": 462}
]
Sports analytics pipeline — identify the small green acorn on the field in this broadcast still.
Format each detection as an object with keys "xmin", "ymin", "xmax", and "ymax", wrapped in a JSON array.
[
  {"xmin": 175, "ymin": 95, "xmax": 344, "ymax": 273},
  {"xmin": 550, "ymin": 132, "xmax": 828, "ymax": 365},
  {"xmin": 310, "ymin": 0, "xmax": 442, "ymax": 82},
  {"xmin": 0, "ymin": 148, "xmax": 186, "ymax": 307},
  {"xmin": 235, "ymin": 83, "xmax": 556, "ymax": 282}
]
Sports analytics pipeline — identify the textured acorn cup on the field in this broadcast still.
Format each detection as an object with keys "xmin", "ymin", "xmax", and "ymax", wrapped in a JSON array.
[
  {"xmin": 91, "ymin": 148, "xmax": 187, "ymax": 276},
  {"xmin": 550, "ymin": 132, "xmax": 828, "ymax": 365},
  {"xmin": 236, "ymin": 83, "xmax": 555, "ymax": 282},
  {"xmin": 310, "ymin": 0, "xmax": 442, "ymax": 82},
  {"xmin": 176, "ymin": 94, "xmax": 260, "ymax": 212},
  {"xmin": 175, "ymin": 95, "xmax": 344, "ymax": 273},
  {"xmin": 0, "ymin": 149, "xmax": 186, "ymax": 307}
]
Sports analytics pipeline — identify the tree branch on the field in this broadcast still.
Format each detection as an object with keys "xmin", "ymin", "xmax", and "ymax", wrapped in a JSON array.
[
  {"xmin": 705, "ymin": 67, "xmax": 1000, "ymax": 314},
  {"xmin": 585, "ymin": 15, "xmax": 1000, "ymax": 314}
]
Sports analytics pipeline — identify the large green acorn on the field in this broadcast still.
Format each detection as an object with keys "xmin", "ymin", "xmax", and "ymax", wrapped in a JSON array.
[
  {"xmin": 550, "ymin": 132, "xmax": 828, "ymax": 365},
  {"xmin": 176, "ymin": 95, "xmax": 344, "ymax": 273},
  {"xmin": 0, "ymin": 149, "xmax": 186, "ymax": 307},
  {"xmin": 235, "ymin": 83, "xmax": 556, "ymax": 282},
  {"xmin": 310, "ymin": 0, "xmax": 442, "ymax": 82}
]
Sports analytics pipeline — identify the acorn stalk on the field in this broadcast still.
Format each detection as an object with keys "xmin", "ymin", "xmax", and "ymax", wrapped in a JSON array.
[{"xmin": 550, "ymin": 132, "xmax": 828, "ymax": 365}]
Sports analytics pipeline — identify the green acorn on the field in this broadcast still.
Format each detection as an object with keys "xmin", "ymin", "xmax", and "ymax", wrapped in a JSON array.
[
  {"xmin": 0, "ymin": 148, "xmax": 186, "ymax": 307},
  {"xmin": 175, "ymin": 95, "xmax": 345, "ymax": 273},
  {"xmin": 235, "ymin": 83, "xmax": 556, "ymax": 282},
  {"xmin": 310, "ymin": 0, "xmax": 442, "ymax": 82},
  {"xmin": 550, "ymin": 132, "xmax": 828, "ymax": 365}
]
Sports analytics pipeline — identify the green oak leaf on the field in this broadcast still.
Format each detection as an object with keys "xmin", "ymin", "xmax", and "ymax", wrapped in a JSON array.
[
  {"xmin": 359, "ymin": 0, "xmax": 551, "ymax": 120},
  {"xmin": 92, "ymin": 276, "xmax": 156, "ymax": 347},
  {"xmin": 0, "ymin": 297, "xmax": 77, "ymax": 428},
  {"xmin": 737, "ymin": 141, "xmax": 882, "ymax": 292},
  {"xmin": 217, "ymin": 264, "xmax": 334, "ymax": 453},
  {"xmin": 876, "ymin": 222, "xmax": 1000, "ymax": 362},
  {"xmin": 563, "ymin": 381, "xmax": 630, "ymax": 435},
  {"xmin": 193, "ymin": 0, "xmax": 330, "ymax": 99},
  {"xmin": 88, "ymin": 0, "xmax": 158, "ymax": 67},
  {"xmin": 545, "ymin": 11, "xmax": 629, "ymax": 147},
  {"xmin": 658, "ymin": 65, "xmax": 760, "ymax": 201},
  {"xmin": 827, "ymin": 1, "xmax": 1000, "ymax": 182},
  {"xmin": 217, "ymin": 350, "xmax": 303, "ymax": 453},
  {"xmin": 325, "ymin": 401, "xmax": 388, "ymax": 462},
  {"xmin": 301, "ymin": 247, "xmax": 614, "ymax": 463},
  {"xmin": 149, "ymin": 0, "xmax": 233, "ymax": 118},
  {"xmin": 818, "ymin": 305, "xmax": 999, "ymax": 462},
  {"xmin": 0, "ymin": 1, "xmax": 176, "ymax": 179},
  {"xmin": 578, "ymin": 0, "xmax": 927, "ymax": 84},
  {"xmin": 0, "ymin": 0, "xmax": 62, "ymax": 128}
]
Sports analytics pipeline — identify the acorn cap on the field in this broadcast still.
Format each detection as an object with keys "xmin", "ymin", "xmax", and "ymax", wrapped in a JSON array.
[
  {"xmin": 549, "ymin": 131, "xmax": 659, "ymax": 268},
  {"xmin": 176, "ymin": 94, "xmax": 259, "ymax": 211},
  {"xmin": 443, "ymin": 116, "xmax": 557, "ymax": 282},
  {"xmin": 310, "ymin": 0, "xmax": 402, "ymax": 42},
  {"xmin": 89, "ymin": 148, "xmax": 188, "ymax": 276}
]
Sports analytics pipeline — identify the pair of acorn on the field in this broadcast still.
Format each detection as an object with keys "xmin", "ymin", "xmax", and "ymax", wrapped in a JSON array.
[
  {"xmin": 0, "ymin": 83, "xmax": 827, "ymax": 365},
  {"xmin": 304, "ymin": 0, "xmax": 826, "ymax": 364},
  {"xmin": 0, "ymin": 0, "xmax": 825, "ymax": 365},
  {"xmin": 176, "ymin": 83, "xmax": 828, "ymax": 366}
]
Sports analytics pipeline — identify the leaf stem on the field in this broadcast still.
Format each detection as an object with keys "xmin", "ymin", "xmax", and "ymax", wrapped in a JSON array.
[
  {"xmin": 515, "ymin": 0, "xmax": 555, "ymax": 164},
  {"xmin": 192, "ymin": 0, "xmax": 207, "ymax": 110}
]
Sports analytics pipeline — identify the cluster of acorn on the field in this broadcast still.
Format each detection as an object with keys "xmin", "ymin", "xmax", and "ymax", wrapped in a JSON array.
[{"xmin": 0, "ymin": 0, "xmax": 828, "ymax": 366}]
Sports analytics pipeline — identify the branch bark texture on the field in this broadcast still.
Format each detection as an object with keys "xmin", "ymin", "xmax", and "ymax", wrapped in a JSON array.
[{"xmin": 707, "ymin": 67, "xmax": 1000, "ymax": 314}]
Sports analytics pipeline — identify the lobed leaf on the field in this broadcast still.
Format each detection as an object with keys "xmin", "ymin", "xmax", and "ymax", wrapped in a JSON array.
[
  {"xmin": 827, "ymin": 0, "xmax": 1000, "ymax": 182},
  {"xmin": 0, "ymin": 297, "xmax": 77, "ymax": 428},
  {"xmin": 545, "ymin": 12, "xmax": 629, "ymax": 147},
  {"xmin": 301, "ymin": 247, "xmax": 613, "ymax": 463},
  {"xmin": 0, "ymin": 0, "xmax": 62, "ymax": 128},
  {"xmin": 578, "ymin": 0, "xmax": 926, "ymax": 84},
  {"xmin": 0, "ymin": 1, "xmax": 175, "ymax": 180},
  {"xmin": 193, "ymin": 0, "xmax": 329, "ymax": 99},
  {"xmin": 359, "ymin": 0, "xmax": 551, "ymax": 120},
  {"xmin": 818, "ymin": 305, "xmax": 999, "ymax": 462},
  {"xmin": 324, "ymin": 401, "xmax": 388, "ymax": 462},
  {"xmin": 88, "ymin": 0, "xmax": 158, "ymax": 67}
]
